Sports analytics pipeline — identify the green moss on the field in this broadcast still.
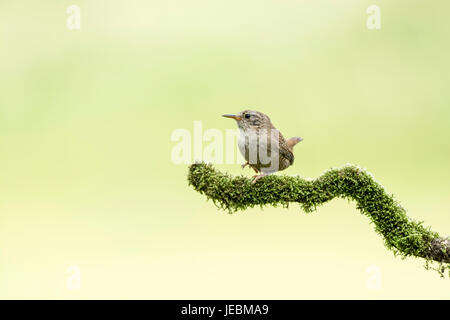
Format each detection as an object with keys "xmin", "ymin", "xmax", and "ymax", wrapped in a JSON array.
[{"xmin": 188, "ymin": 162, "xmax": 450, "ymax": 277}]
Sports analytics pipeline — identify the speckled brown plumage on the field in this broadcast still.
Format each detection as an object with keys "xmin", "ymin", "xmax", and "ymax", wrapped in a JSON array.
[{"xmin": 222, "ymin": 110, "xmax": 303, "ymax": 183}]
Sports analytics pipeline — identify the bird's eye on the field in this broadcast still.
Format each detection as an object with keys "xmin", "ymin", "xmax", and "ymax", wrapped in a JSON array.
[{"xmin": 244, "ymin": 114, "xmax": 251, "ymax": 119}]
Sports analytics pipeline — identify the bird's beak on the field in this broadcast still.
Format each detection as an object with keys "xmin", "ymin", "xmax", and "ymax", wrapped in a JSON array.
[{"xmin": 222, "ymin": 114, "xmax": 242, "ymax": 121}]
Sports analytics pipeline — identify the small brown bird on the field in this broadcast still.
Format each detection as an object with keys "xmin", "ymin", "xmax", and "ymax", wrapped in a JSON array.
[{"xmin": 223, "ymin": 110, "xmax": 303, "ymax": 183}]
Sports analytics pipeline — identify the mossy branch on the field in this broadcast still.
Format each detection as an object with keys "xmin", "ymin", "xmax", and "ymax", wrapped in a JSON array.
[{"xmin": 188, "ymin": 162, "xmax": 450, "ymax": 276}]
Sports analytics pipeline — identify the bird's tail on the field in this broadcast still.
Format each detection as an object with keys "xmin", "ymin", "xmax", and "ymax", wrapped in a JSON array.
[{"xmin": 286, "ymin": 136, "xmax": 303, "ymax": 149}]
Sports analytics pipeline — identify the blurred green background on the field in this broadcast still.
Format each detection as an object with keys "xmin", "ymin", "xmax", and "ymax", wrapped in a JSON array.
[{"xmin": 1, "ymin": 0, "xmax": 449, "ymax": 299}]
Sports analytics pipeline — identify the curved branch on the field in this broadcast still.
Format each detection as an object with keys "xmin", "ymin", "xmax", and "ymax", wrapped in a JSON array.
[{"xmin": 188, "ymin": 163, "xmax": 450, "ymax": 275}]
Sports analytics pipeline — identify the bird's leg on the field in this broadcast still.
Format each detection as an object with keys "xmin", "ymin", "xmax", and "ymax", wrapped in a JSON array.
[
  {"xmin": 242, "ymin": 161, "xmax": 259, "ymax": 173},
  {"xmin": 251, "ymin": 173, "xmax": 269, "ymax": 184},
  {"xmin": 249, "ymin": 164, "xmax": 259, "ymax": 173}
]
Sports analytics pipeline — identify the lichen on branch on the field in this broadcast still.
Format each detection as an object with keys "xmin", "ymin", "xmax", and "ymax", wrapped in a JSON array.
[{"xmin": 188, "ymin": 162, "xmax": 450, "ymax": 276}]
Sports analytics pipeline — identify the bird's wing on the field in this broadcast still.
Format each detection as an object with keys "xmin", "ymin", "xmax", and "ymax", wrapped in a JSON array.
[
  {"xmin": 272, "ymin": 130, "xmax": 295, "ymax": 165},
  {"xmin": 279, "ymin": 141, "xmax": 295, "ymax": 165}
]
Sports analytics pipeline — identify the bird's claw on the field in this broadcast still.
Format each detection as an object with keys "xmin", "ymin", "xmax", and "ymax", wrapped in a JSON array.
[{"xmin": 251, "ymin": 174, "xmax": 267, "ymax": 184}]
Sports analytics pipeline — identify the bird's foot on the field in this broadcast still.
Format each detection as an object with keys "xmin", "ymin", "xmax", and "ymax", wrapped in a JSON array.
[
  {"xmin": 241, "ymin": 161, "xmax": 249, "ymax": 169},
  {"xmin": 251, "ymin": 173, "xmax": 268, "ymax": 184}
]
